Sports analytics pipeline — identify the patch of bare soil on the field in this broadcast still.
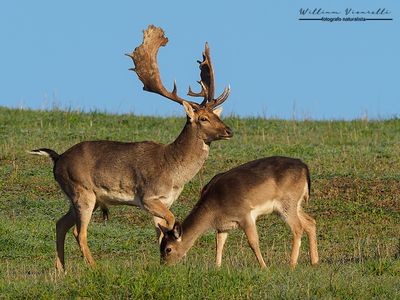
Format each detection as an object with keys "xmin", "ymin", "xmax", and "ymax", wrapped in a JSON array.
[{"xmin": 313, "ymin": 177, "xmax": 400, "ymax": 212}]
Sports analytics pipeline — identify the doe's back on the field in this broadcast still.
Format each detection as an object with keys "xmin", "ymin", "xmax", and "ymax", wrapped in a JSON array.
[{"xmin": 200, "ymin": 156, "xmax": 310, "ymax": 212}]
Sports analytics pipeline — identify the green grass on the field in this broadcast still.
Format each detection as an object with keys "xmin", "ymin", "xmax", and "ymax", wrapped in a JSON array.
[{"xmin": 0, "ymin": 106, "xmax": 399, "ymax": 299}]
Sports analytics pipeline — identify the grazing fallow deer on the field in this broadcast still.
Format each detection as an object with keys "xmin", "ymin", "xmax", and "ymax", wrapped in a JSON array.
[
  {"xmin": 159, "ymin": 156, "xmax": 319, "ymax": 268},
  {"xmin": 29, "ymin": 25, "xmax": 232, "ymax": 272}
]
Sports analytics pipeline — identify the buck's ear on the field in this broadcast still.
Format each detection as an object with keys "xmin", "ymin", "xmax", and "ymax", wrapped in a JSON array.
[
  {"xmin": 182, "ymin": 101, "xmax": 195, "ymax": 122},
  {"xmin": 213, "ymin": 106, "xmax": 223, "ymax": 118},
  {"xmin": 172, "ymin": 222, "xmax": 183, "ymax": 241}
]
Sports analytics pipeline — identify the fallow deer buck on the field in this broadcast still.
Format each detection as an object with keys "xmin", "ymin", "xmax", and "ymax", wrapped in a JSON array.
[
  {"xmin": 159, "ymin": 156, "xmax": 319, "ymax": 269},
  {"xmin": 29, "ymin": 25, "xmax": 232, "ymax": 272}
]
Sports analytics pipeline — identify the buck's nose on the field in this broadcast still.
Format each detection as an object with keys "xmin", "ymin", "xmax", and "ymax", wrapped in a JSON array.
[{"xmin": 224, "ymin": 126, "xmax": 233, "ymax": 137}]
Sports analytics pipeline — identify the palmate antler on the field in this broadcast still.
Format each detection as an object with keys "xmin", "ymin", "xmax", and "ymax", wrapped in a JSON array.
[
  {"xmin": 126, "ymin": 25, "xmax": 230, "ymax": 110},
  {"xmin": 188, "ymin": 43, "xmax": 230, "ymax": 109}
]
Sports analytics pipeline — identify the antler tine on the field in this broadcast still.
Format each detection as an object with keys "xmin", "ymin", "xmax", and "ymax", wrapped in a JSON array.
[
  {"xmin": 208, "ymin": 84, "xmax": 231, "ymax": 109},
  {"xmin": 187, "ymin": 81, "xmax": 208, "ymax": 99},
  {"xmin": 187, "ymin": 42, "xmax": 230, "ymax": 109},
  {"xmin": 187, "ymin": 42, "xmax": 215, "ymax": 107},
  {"xmin": 127, "ymin": 25, "xmax": 200, "ymax": 110}
]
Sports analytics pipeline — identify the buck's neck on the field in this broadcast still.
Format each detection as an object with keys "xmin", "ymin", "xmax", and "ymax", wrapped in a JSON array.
[
  {"xmin": 165, "ymin": 122, "xmax": 210, "ymax": 186},
  {"xmin": 180, "ymin": 202, "xmax": 214, "ymax": 252}
]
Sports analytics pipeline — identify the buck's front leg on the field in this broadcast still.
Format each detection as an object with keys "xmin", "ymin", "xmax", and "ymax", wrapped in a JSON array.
[
  {"xmin": 143, "ymin": 197, "xmax": 176, "ymax": 230},
  {"xmin": 153, "ymin": 216, "xmax": 167, "ymax": 244}
]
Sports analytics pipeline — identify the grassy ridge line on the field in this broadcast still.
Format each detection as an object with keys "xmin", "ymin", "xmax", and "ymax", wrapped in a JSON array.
[{"xmin": 0, "ymin": 107, "xmax": 399, "ymax": 298}]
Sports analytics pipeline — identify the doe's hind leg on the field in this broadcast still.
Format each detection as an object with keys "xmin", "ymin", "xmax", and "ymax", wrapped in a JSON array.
[
  {"xmin": 285, "ymin": 213, "xmax": 304, "ymax": 269},
  {"xmin": 299, "ymin": 210, "xmax": 319, "ymax": 265}
]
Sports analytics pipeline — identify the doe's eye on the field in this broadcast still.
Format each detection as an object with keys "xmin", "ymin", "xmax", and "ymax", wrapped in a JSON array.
[{"xmin": 166, "ymin": 248, "xmax": 172, "ymax": 254}]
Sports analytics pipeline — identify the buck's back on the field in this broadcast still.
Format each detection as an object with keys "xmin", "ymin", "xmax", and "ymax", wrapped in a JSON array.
[{"xmin": 53, "ymin": 140, "xmax": 166, "ymax": 195}]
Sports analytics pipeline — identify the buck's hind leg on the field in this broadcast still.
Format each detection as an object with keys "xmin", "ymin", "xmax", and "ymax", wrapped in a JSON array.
[
  {"xmin": 73, "ymin": 190, "xmax": 97, "ymax": 268},
  {"xmin": 73, "ymin": 203, "xmax": 100, "ymax": 244},
  {"xmin": 55, "ymin": 206, "xmax": 76, "ymax": 272},
  {"xmin": 101, "ymin": 206, "xmax": 110, "ymax": 223}
]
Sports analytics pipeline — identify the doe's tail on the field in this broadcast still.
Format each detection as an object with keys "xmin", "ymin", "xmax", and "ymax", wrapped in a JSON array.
[
  {"xmin": 303, "ymin": 164, "xmax": 311, "ymax": 203},
  {"xmin": 28, "ymin": 148, "xmax": 60, "ymax": 163},
  {"xmin": 305, "ymin": 164, "xmax": 311, "ymax": 197}
]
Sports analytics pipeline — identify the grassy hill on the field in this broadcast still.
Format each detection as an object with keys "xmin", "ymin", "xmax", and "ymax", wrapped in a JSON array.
[{"xmin": 0, "ymin": 106, "xmax": 399, "ymax": 299}]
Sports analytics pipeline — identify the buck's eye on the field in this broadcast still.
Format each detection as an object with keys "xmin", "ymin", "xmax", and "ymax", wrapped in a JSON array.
[
  {"xmin": 199, "ymin": 116, "xmax": 209, "ymax": 122},
  {"xmin": 166, "ymin": 248, "xmax": 172, "ymax": 254}
]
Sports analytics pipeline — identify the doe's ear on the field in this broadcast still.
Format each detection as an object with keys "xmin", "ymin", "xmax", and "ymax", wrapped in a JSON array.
[
  {"xmin": 158, "ymin": 223, "xmax": 170, "ymax": 235},
  {"xmin": 182, "ymin": 101, "xmax": 195, "ymax": 122},
  {"xmin": 213, "ymin": 106, "xmax": 223, "ymax": 118},
  {"xmin": 172, "ymin": 222, "xmax": 183, "ymax": 241}
]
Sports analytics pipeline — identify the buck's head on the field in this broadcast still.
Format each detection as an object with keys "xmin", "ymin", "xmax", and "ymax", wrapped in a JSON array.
[
  {"xmin": 182, "ymin": 102, "xmax": 232, "ymax": 143},
  {"xmin": 159, "ymin": 222, "xmax": 185, "ymax": 265},
  {"xmin": 127, "ymin": 25, "xmax": 233, "ymax": 142}
]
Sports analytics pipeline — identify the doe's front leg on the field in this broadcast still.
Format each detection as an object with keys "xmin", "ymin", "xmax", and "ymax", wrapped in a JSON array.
[
  {"xmin": 241, "ymin": 218, "xmax": 267, "ymax": 268},
  {"xmin": 215, "ymin": 231, "xmax": 228, "ymax": 267}
]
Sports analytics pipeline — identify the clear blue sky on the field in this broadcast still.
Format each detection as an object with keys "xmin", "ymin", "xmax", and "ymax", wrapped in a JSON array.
[{"xmin": 1, "ymin": 1, "xmax": 399, "ymax": 119}]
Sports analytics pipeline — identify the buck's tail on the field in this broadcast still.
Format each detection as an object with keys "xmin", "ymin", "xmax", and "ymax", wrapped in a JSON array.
[{"xmin": 28, "ymin": 148, "xmax": 60, "ymax": 163}]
